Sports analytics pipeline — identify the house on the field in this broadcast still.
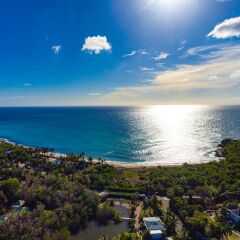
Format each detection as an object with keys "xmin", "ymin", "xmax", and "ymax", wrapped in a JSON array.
[
  {"xmin": 143, "ymin": 217, "xmax": 166, "ymax": 239},
  {"xmin": 11, "ymin": 200, "xmax": 26, "ymax": 214},
  {"xmin": 227, "ymin": 208, "xmax": 240, "ymax": 224},
  {"xmin": 11, "ymin": 200, "xmax": 25, "ymax": 208},
  {"xmin": 50, "ymin": 158, "xmax": 61, "ymax": 164},
  {"xmin": 4, "ymin": 150, "xmax": 14, "ymax": 155}
]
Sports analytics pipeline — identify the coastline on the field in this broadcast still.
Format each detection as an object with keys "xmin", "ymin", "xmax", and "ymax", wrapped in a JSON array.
[{"xmin": 0, "ymin": 137, "xmax": 221, "ymax": 169}]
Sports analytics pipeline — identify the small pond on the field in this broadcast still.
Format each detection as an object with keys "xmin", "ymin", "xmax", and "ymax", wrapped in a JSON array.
[{"xmin": 72, "ymin": 205, "xmax": 129, "ymax": 240}]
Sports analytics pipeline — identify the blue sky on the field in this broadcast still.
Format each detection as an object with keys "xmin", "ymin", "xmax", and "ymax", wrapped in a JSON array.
[{"xmin": 0, "ymin": 0, "xmax": 240, "ymax": 106}]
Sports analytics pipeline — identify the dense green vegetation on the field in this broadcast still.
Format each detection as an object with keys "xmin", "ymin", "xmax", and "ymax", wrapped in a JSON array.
[{"xmin": 0, "ymin": 139, "xmax": 240, "ymax": 239}]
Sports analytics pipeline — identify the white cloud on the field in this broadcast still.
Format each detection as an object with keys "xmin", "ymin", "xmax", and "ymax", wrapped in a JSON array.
[
  {"xmin": 139, "ymin": 67, "xmax": 154, "ymax": 71},
  {"xmin": 24, "ymin": 83, "xmax": 31, "ymax": 86},
  {"xmin": 156, "ymin": 62, "xmax": 165, "ymax": 68},
  {"xmin": 230, "ymin": 70, "xmax": 240, "ymax": 79},
  {"xmin": 139, "ymin": 49, "xmax": 148, "ymax": 55},
  {"xmin": 208, "ymin": 75, "xmax": 219, "ymax": 80},
  {"xmin": 89, "ymin": 92, "xmax": 101, "ymax": 96},
  {"xmin": 123, "ymin": 49, "xmax": 148, "ymax": 57},
  {"xmin": 123, "ymin": 50, "xmax": 137, "ymax": 57},
  {"xmin": 185, "ymin": 45, "xmax": 222, "ymax": 57},
  {"xmin": 177, "ymin": 46, "xmax": 184, "ymax": 51},
  {"xmin": 153, "ymin": 52, "xmax": 170, "ymax": 60},
  {"xmin": 208, "ymin": 16, "xmax": 240, "ymax": 39},
  {"xmin": 81, "ymin": 35, "xmax": 111, "ymax": 54},
  {"xmin": 98, "ymin": 44, "xmax": 240, "ymax": 105},
  {"xmin": 52, "ymin": 45, "xmax": 62, "ymax": 54},
  {"xmin": 177, "ymin": 40, "xmax": 187, "ymax": 51}
]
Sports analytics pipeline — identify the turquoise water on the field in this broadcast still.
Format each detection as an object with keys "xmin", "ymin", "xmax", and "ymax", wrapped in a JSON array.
[{"xmin": 0, "ymin": 105, "xmax": 239, "ymax": 165}]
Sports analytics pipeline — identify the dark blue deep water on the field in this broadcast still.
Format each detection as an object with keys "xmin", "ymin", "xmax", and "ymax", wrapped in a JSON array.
[{"xmin": 0, "ymin": 105, "xmax": 239, "ymax": 165}]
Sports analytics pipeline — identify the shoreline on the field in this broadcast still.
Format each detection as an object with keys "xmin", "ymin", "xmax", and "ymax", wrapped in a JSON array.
[{"xmin": 0, "ymin": 137, "xmax": 221, "ymax": 169}]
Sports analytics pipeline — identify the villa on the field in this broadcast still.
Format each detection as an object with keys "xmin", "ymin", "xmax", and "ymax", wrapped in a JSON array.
[
  {"xmin": 11, "ymin": 200, "xmax": 26, "ymax": 214},
  {"xmin": 143, "ymin": 217, "xmax": 166, "ymax": 240},
  {"xmin": 0, "ymin": 199, "xmax": 26, "ymax": 226},
  {"xmin": 227, "ymin": 208, "xmax": 240, "ymax": 224}
]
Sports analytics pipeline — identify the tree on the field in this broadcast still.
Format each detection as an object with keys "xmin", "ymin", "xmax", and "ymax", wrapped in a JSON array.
[
  {"xmin": 173, "ymin": 229, "xmax": 191, "ymax": 240},
  {"xmin": 88, "ymin": 156, "xmax": 93, "ymax": 165},
  {"xmin": 46, "ymin": 227, "xmax": 72, "ymax": 240},
  {"xmin": 99, "ymin": 235, "xmax": 110, "ymax": 240},
  {"xmin": 0, "ymin": 178, "xmax": 20, "ymax": 199},
  {"xmin": 163, "ymin": 210, "xmax": 177, "ymax": 236}
]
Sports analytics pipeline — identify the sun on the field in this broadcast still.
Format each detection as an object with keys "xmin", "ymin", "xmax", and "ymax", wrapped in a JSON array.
[{"xmin": 146, "ymin": 0, "xmax": 187, "ymax": 12}]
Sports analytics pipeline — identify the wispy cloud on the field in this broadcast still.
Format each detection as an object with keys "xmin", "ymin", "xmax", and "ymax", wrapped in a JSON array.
[
  {"xmin": 138, "ymin": 67, "xmax": 154, "ymax": 71},
  {"xmin": 89, "ymin": 92, "xmax": 101, "ymax": 96},
  {"xmin": 208, "ymin": 75, "xmax": 219, "ymax": 80},
  {"xmin": 156, "ymin": 62, "xmax": 165, "ymax": 68},
  {"xmin": 123, "ymin": 49, "xmax": 148, "ymax": 57},
  {"xmin": 208, "ymin": 16, "xmax": 240, "ymax": 39},
  {"xmin": 184, "ymin": 44, "xmax": 226, "ymax": 58},
  {"xmin": 230, "ymin": 70, "xmax": 240, "ymax": 79},
  {"xmin": 153, "ymin": 52, "xmax": 170, "ymax": 61},
  {"xmin": 24, "ymin": 83, "xmax": 31, "ymax": 87},
  {"xmin": 8, "ymin": 95, "xmax": 33, "ymax": 100},
  {"xmin": 52, "ymin": 45, "xmax": 62, "ymax": 54},
  {"xmin": 82, "ymin": 35, "xmax": 111, "ymax": 54},
  {"xmin": 123, "ymin": 50, "xmax": 137, "ymax": 57},
  {"xmin": 177, "ymin": 40, "xmax": 187, "ymax": 51},
  {"xmin": 98, "ymin": 44, "xmax": 240, "ymax": 105}
]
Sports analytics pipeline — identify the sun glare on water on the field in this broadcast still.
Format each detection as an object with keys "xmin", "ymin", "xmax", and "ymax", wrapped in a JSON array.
[{"xmin": 138, "ymin": 105, "xmax": 213, "ymax": 165}]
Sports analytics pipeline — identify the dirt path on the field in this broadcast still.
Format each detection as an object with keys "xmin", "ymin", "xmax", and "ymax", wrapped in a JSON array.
[{"xmin": 134, "ymin": 203, "xmax": 142, "ymax": 233}]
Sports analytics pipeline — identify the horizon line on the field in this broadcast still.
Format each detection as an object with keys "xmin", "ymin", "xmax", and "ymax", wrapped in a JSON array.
[{"xmin": 0, "ymin": 104, "xmax": 239, "ymax": 108}]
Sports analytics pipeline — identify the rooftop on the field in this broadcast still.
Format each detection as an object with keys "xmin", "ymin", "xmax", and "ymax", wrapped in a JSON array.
[
  {"xmin": 11, "ymin": 200, "xmax": 25, "ymax": 208},
  {"xmin": 228, "ymin": 208, "xmax": 240, "ymax": 216},
  {"xmin": 143, "ymin": 217, "xmax": 166, "ymax": 231}
]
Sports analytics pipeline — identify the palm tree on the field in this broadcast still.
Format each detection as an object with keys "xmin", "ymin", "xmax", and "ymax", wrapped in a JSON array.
[
  {"xmin": 163, "ymin": 210, "xmax": 177, "ymax": 236},
  {"xmin": 79, "ymin": 152, "xmax": 85, "ymax": 161},
  {"xmin": 174, "ymin": 229, "xmax": 191, "ymax": 240},
  {"xmin": 88, "ymin": 155, "xmax": 93, "ymax": 164},
  {"xmin": 221, "ymin": 224, "xmax": 232, "ymax": 240}
]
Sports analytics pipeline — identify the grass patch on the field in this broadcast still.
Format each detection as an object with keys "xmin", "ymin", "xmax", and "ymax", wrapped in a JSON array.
[{"xmin": 123, "ymin": 170, "xmax": 138, "ymax": 179}]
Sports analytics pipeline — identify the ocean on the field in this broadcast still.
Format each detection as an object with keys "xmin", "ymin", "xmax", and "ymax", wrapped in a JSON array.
[{"xmin": 0, "ymin": 105, "xmax": 239, "ymax": 165}]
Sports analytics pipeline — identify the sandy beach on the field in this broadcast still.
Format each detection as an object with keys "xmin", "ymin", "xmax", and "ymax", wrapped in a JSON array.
[{"xmin": 0, "ymin": 137, "xmax": 220, "ymax": 169}]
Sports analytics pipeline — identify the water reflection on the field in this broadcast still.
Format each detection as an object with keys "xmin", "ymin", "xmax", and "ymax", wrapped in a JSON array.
[
  {"xmin": 130, "ymin": 105, "xmax": 228, "ymax": 165},
  {"xmin": 73, "ymin": 205, "xmax": 129, "ymax": 240},
  {"xmin": 0, "ymin": 106, "xmax": 239, "ymax": 165}
]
